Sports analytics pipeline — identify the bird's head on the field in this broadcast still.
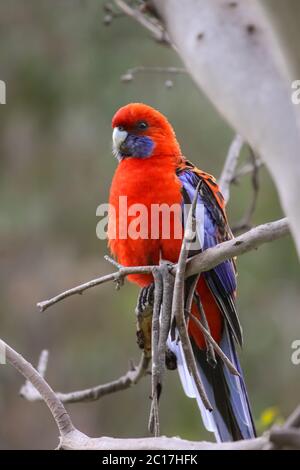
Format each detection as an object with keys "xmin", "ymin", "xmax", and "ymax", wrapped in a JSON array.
[{"xmin": 111, "ymin": 103, "xmax": 181, "ymax": 162}]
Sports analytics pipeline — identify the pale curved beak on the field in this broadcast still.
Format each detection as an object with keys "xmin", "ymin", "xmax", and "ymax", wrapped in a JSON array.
[{"xmin": 112, "ymin": 127, "xmax": 128, "ymax": 150}]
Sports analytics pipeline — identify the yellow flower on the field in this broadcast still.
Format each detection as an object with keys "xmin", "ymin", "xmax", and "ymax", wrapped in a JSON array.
[{"xmin": 257, "ymin": 406, "xmax": 284, "ymax": 433}]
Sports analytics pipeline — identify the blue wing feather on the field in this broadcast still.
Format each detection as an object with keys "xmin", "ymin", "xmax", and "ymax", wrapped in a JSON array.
[
  {"xmin": 172, "ymin": 167, "xmax": 256, "ymax": 441},
  {"xmin": 178, "ymin": 170, "xmax": 236, "ymax": 294}
]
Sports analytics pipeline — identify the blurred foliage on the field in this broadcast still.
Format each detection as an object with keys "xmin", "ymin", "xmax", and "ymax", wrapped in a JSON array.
[
  {"xmin": 0, "ymin": 0, "xmax": 299, "ymax": 449},
  {"xmin": 256, "ymin": 406, "xmax": 284, "ymax": 434}
]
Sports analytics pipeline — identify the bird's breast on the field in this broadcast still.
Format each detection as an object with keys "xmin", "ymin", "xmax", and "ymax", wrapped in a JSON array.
[{"xmin": 108, "ymin": 157, "xmax": 183, "ymax": 286}]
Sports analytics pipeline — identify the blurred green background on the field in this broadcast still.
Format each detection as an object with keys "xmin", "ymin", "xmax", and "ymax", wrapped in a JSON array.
[{"xmin": 0, "ymin": 0, "xmax": 299, "ymax": 449}]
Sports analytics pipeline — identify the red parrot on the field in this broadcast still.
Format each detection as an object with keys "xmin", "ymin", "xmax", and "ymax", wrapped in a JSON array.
[{"xmin": 107, "ymin": 103, "xmax": 255, "ymax": 442}]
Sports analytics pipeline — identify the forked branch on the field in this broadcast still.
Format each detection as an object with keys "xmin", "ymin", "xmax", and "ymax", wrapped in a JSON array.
[
  {"xmin": 20, "ymin": 351, "xmax": 150, "ymax": 404},
  {"xmin": 3, "ymin": 337, "xmax": 300, "ymax": 449}
]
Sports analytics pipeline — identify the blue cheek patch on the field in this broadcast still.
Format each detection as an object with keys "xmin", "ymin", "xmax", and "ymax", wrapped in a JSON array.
[{"xmin": 123, "ymin": 134, "xmax": 154, "ymax": 158}]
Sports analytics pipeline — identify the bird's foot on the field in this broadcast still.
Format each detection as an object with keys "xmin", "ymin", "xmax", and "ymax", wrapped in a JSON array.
[
  {"xmin": 135, "ymin": 283, "xmax": 155, "ymax": 358},
  {"xmin": 135, "ymin": 268, "xmax": 177, "ymax": 371},
  {"xmin": 165, "ymin": 348, "xmax": 177, "ymax": 370}
]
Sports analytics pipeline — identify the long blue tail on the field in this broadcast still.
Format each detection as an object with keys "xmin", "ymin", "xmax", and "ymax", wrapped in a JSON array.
[{"xmin": 168, "ymin": 324, "xmax": 256, "ymax": 442}]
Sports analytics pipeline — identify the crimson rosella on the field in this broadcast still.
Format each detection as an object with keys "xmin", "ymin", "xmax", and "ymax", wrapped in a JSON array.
[{"xmin": 107, "ymin": 103, "xmax": 256, "ymax": 442}]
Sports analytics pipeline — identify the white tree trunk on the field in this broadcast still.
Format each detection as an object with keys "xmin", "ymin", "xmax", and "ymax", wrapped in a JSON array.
[
  {"xmin": 258, "ymin": 0, "xmax": 300, "ymax": 80},
  {"xmin": 257, "ymin": 1, "xmax": 300, "ymax": 135},
  {"xmin": 153, "ymin": 0, "xmax": 300, "ymax": 258}
]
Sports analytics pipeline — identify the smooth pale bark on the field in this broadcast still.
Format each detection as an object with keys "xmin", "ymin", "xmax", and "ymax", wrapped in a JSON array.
[
  {"xmin": 258, "ymin": 1, "xmax": 300, "ymax": 153},
  {"xmin": 153, "ymin": 0, "xmax": 300, "ymax": 258},
  {"xmin": 258, "ymin": 0, "xmax": 300, "ymax": 80}
]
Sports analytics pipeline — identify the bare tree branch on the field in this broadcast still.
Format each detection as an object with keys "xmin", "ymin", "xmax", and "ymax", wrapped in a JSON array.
[
  {"xmin": 3, "ymin": 1, "xmax": 298, "ymax": 451},
  {"xmin": 148, "ymin": 267, "xmax": 163, "ymax": 436},
  {"xmin": 218, "ymin": 134, "xmax": 261, "ymax": 235},
  {"xmin": 156, "ymin": 264, "xmax": 174, "ymax": 383},
  {"xmin": 37, "ymin": 218, "xmax": 289, "ymax": 312},
  {"xmin": 0, "ymin": 339, "xmax": 75, "ymax": 439},
  {"xmin": 20, "ymin": 351, "xmax": 150, "ymax": 404},
  {"xmin": 2, "ymin": 324, "xmax": 300, "ymax": 449},
  {"xmin": 219, "ymin": 134, "xmax": 244, "ymax": 204},
  {"xmin": 185, "ymin": 218, "xmax": 289, "ymax": 278},
  {"xmin": 269, "ymin": 427, "xmax": 300, "ymax": 450},
  {"xmin": 189, "ymin": 314, "xmax": 239, "ymax": 377},
  {"xmin": 185, "ymin": 274, "xmax": 214, "ymax": 366},
  {"xmin": 231, "ymin": 148, "xmax": 260, "ymax": 234},
  {"xmin": 267, "ymin": 404, "xmax": 300, "ymax": 449},
  {"xmin": 37, "ymin": 265, "xmax": 154, "ymax": 312},
  {"xmin": 184, "ymin": 273, "xmax": 239, "ymax": 375},
  {"xmin": 121, "ymin": 65, "xmax": 187, "ymax": 83},
  {"xmin": 171, "ymin": 181, "xmax": 212, "ymax": 411},
  {"xmin": 114, "ymin": 0, "xmax": 170, "ymax": 44},
  {"xmin": 232, "ymin": 158, "xmax": 263, "ymax": 183},
  {"xmin": 60, "ymin": 433, "xmax": 269, "ymax": 450}
]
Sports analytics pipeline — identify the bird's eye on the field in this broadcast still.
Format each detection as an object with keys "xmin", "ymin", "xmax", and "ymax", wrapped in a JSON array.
[
  {"xmin": 137, "ymin": 121, "xmax": 148, "ymax": 130},
  {"xmin": 118, "ymin": 125, "xmax": 125, "ymax": 132}
]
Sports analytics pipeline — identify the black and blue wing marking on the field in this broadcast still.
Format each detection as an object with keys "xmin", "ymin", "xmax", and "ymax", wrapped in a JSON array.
[
  {"xmin": 178, "ymin": 169, "xmax": 243, "ymax": 346},
  {"xmin": 171, "ymin": 167, "xmax": 256, "ymax": 441}
]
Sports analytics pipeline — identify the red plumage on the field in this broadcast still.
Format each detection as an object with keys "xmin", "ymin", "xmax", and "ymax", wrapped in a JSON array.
[{"xmin": 108, "ymin": 103, "xmax": 224, "ymax": 348}]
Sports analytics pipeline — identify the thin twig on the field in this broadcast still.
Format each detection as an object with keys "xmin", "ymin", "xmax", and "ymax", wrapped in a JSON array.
[
  {"xmin": 148, "ymin": 262, "xmax": 175, "ymax": 435},
  {"xmin": 283, "ymin": 404, "xmax": 300, "ymax": 429},
  {"xmin": 157, "ymin": 264, "xmax": 174, "ymax": 378},
  {"xmin": 114, "ymin": 0, "xmax": 170, "ymax": 44},
  {"xmin": 121, "ymin": 65, "xmax": 187, "ymax": 82},
  {"xmin": 20, "ymin": 349, "xmax": 49, "ymax": 399},
  {"xmin": 269, "ymin": 427, "xmax": 300, "ymax": 449},
  {"xmin": 104, "ymin": 254, "xmax": 123, "ymax": 269},
  {"xmin": 268, "ymin": 404, "xmax": 300, "ymax": 450},
  {"xmin": 37, "ymin": 265, "xmax": 154, "ymax": 312},
  {"xmin": 185, "ymin": 274, "xmax": 215, "ymax": 364},
  {"xmin": 185, "ymin": 218, "xmax": 289, "ymax": 278},
  {"xmin": 148, "ymin": 267, "xmax": 163, "ymax": 436},
  {"xmin": 232, "ymin": 147, "xmax": 260, "ymax": 234},
  {"xmin": 1, "ymin": 339, "xmax": 75, "ymax": 438},
  {"xmin": 37, "ymin": 218, "xmax": 289, "ymax": 313},
  {"xmin": 232, "ymin": 158, "xmax": 263, "ymax": 183},
  {"xmin": 20, "ymin": 351, "xmax": 150, "ymax": 404},
  {"xmin": 189, "ymin": 315, "xmax": 239, "ymax": 376},
  {"xmin": 195, "ymin": 293, "xmax": 217, "ymax": 367},
  {"xmin": 219, "ymin": 134, "xmax": 244, "ymax": 203},
  {"xmin": 185, "ymin": 274, "xmax": 200, "ymax": 319},
  {"xmin": 172, "ymin": 181, "xmax": 212, "ymax": 411},
  {"xmin": 36, "ymin": 349, "xmax": 48, "ymax": 376},
  {"xmin": 184, "ymin": 275, "xmax": 238, "ymax": 375}
]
